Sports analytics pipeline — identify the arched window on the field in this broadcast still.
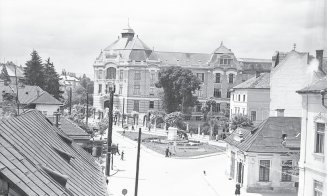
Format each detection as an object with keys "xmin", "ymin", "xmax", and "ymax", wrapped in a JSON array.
[
  {"xmin": 106, "ymin": 67, "xmax": 116, "ymax": 79},
  {"xmin": 229, "ymin": 73, "xmax": 234, "ymax": 84}
]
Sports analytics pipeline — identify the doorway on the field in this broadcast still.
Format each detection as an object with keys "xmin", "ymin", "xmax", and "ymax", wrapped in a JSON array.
[
  {"xmin": 104, "ymin": 100, "xmax": 110, "ymax": 109},
  {"xmin": 237, "ymin": 162, "xmax": 244, "ymax": 184}
]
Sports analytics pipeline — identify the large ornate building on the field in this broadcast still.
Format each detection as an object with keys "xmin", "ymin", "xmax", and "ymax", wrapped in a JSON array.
[{"xmin": 93, "ymin": 25, "xmax": 272, "ymax": 118}]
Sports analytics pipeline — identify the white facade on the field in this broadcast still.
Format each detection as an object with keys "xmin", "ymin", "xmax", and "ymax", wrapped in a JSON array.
[
  {"xmin": 270, "ymin": 51, "xmax": 314, "ymax": 117},
  {"xmin": 298, "ymin": 93, "xmax": 327, "ymax": 196},
  {"xmin": 230, "ymin": 89, "xmax": 270, "ymax": 125},
  {"xmin": 35, "ymin": 104, "xmax": 60, "ymax": 117}
]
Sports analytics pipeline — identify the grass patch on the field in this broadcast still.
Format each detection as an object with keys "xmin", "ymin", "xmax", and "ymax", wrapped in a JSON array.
[{"xmin": 119, "ymin": 131, "xmax": 224, "ymax": 157}]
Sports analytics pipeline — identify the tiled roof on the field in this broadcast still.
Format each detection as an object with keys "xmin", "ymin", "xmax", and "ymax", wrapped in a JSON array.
[
  {"xmin": 31, "ymin": 91, "xmax": 62, "ymax": 105},
  {"xmin": 0, "ymin": 110, "xmax": 108, "ymax": 196},
  {"xmin": 297, "ymin": 75, "xmax": 327, "ymax": 94},
  {"xmin": 233, "ymin": 73, "xmax": 270, "ymax": 89},
  {"xmin": 0, "ymin": 62, "xmax": 24, "ymax": 78},
  {"xmin": 59, "ymin": 117, "xmax": 90, "ymax": 140},
  {"xmin": 225, "ymin": 117, "xmax": 301, "ymax": 153},
  {"xmin": 0, "ymin": 85, "xmax": 61, "ymax": 105}
]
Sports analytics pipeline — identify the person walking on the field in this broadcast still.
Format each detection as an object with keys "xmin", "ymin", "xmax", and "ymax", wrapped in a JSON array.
[
  {"xmin": 121, "ymin": 151, "xmax": 124, "ymax": 160},
  {"xmin": 165, "ymin": 147, "xmax": 169, "ymax": 157},
  {"xmin": 235, "ymin": 183, "xmax": 241, "ymax": 196}
]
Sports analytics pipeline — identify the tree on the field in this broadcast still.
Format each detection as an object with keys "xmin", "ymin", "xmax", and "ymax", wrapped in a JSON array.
[
  {"xmin": 231, "ymin": 114, "xmax": 253, "ymax": 130},
  {"xmin": 164, "ymin": 112, "xmax": 185, "ymax": 130},
  {"xmin": 0, "ymin": 65, "xmax": 11, "ymax": 85},
  {"xmin": 24, "ymin": 50, "xmax": 45, "ymax": 88},
  {"xmin": 79, "ymin": 74, "xmax": 94, "ymax": 105},
  {"xmin": 43, "ymin": 58, "xmax": 64, "ymax": 100},
  {"xmin": 156, "ymin": 66, "xmax": 201, "ymax": 113},
  {"xmin": 201, "ymin": 98, "xmax": 216, "ymax": 121}
]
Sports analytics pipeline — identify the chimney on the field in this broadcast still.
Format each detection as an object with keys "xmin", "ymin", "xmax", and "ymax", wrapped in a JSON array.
[
  {"xmin": 54, "ymin": 112, "xmax": 61, "ymax": 127},
  {"xmin": 316, "ymin": 50, "xmax": 325, "ymax": 74}
]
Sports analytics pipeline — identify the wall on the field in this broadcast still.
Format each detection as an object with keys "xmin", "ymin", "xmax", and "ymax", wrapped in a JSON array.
[
  {"xmin": 270, "ymin": 52, "xmax": 312, "ymax": 117},
  {"xmin": 35, "ymin": 104, "xmax": 60, "ymax": 116},
  {"xmin": 298, "ymin": 93, "xmax": 327, "ymax": 196}
]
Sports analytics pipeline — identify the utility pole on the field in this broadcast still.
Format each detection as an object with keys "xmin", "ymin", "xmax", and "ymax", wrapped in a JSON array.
[
  {"xmin": 122, "ymin": 97, "xmax": 125, "ymax": 127},
  {"xmin": 69, "ymin": 87, "xmax": 72, "ymax": 115},
  {"xmin": 14, "ymin": 65, "xmax": 19, "ymax": 115},
  {"xmin": 105, "ymin": 85, "xmax": 115, "ymax": 177},
  {"xmin": 86, "ymin": 91, "xmax": 89, "ymax": 127},
  {"xmin": 134, "ymin": 128, "xmax": 142, "ymax": 196}
]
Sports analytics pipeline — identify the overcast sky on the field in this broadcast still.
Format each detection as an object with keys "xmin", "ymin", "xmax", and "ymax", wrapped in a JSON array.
[{"xmin": 0, "ymin": 0, "xmax": 326, "ymax": 78}]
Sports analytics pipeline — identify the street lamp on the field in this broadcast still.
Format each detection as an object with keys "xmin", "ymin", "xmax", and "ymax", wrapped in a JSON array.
[{"xmin": 105, "ymin": 83, "xmax": 115, "ymax": 177}]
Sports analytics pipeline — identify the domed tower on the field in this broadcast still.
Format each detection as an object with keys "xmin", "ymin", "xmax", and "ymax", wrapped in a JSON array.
[{"xmin": 93, "ymin": 25, "xmax": 155, "ymax": 114}]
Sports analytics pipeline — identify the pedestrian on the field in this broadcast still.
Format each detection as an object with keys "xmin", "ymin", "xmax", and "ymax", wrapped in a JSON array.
[
  {"xmin": 106, "ymin": 179, "xmax": 108, "ymax": 185},
  {"xmin": 235, "ymin": 183, "xmax": 241, "ymax": 196},
  {"xmin": 121, "ymin": 151, "xmax": 124, "ymax": 160},
  {"xmin": 123, "ymin": 129, "xmax": 125, "ymax": 138},
  {"xmin": 132, "ymin": 125, "xmax": 135, "ymax": 131},
  {"xmin": 203, "ymin": 170, "xmax": 206, "ymax": 175},
  {"xmin": 165, "ymin": 147, "xmax": 169, "ymax": 157}
]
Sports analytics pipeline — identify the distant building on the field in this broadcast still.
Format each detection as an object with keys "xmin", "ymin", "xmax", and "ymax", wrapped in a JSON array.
[
  {"xmin": 230, "ymin": 73, "xmax": 270, "ymax": 125},
  {"xmin": 0, "ymin": 84, "xmax": 62, "ymax": 116},
  {"xmin": 0, "ymin": 61, "xmax": 24, "ymax": 84},
  {"xmin": 0, "ymin": 110, "xmax": 108, "ymax": 196},
  {"xmin": 60, "ymin": 69, "xmax": 80, "ymax": 90},
  {"xmin": 269, "ymin": 50, "xmax": 316, "ymax": 117},
  {"xmin": 93, "ymin": 25, "xmax": 272, "ymax": 119},
  {"xmin": 296, "ymin": 49, "xmax": 327, "ymax": 196},
  {"xmin": 225, "ymin": 117, "xmax": 301, "ymax": 193}
]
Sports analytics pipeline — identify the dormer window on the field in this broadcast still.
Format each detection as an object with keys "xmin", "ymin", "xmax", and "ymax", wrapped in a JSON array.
[{"xmin": 220, "ymin": 58, "xmax": 232, "ymax": 65}]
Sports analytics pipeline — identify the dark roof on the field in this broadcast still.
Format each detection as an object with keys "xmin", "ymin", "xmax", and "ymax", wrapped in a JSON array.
[
  {"xmin": 233, "ymin": 73, "xmax": 270, "ymax": 89},
  {"xmin": 59, "ymin": 117, "xmax": 90, "ymax": 140},
  {"xmin": 31, "ymin": 91, "xmax": 62, "ymax": 105},
  {"xmin": 0, "ymin": 110, "xmax": 108, "ymax": 196},
  {"xmin": 0, "ymin": 85, "xmax": 61, "ymax": 105},
  {"xmin": 225, "ymin": 117, "xmax": 301, "ymax": 153},
  {"xmin": 297, "ymin": 76, "xmax": 327, "ymax": 94}
]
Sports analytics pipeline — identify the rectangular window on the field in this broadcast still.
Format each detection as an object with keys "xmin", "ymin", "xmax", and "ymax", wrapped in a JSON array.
[
  {"xmin": 149, "ymin": 88, "xmax": 154, "ymax": 96},
  {"xmin": 98, "ymin": 70, "xmax": 103, "ymax": 79},
  {"xmin": 281, "ymin": 160, "xmax": 292, "ymax": 182},
  {"xmin": 227, "ymin": 91, "xmax": 231, "ymax": 98},
  {"xmin": 214, "ymin": 88, "xmax": 221, "ymax": 98},
  {"xmin": 150, "ymin": 73, "xmax": 155, "ymax": 87},
  {"xmin": 243, "ymin": 95, "xmax": 246, "ymax": 102},
  {"xmin": 105, "ymin": 84, "xmax": 108, "ymax": 94},
  {"xmin": 134, "ymin": 85, "xmax": 140, "ymax": 95},
  {"xmin": 314, "ymin": 180, "xmax": 323, "ymax": 196},
  {"xmin": 134, "ymin": 71, "xmax": 141, "ymax": 80},
  {"xmin": 259, "ymin": 160, "xmax": 270, "ymax": 182},
  {"xmin": 315, "ymin": 123, "xmax": 325, "ymax": 154},
  {"xmin": 242, "ymin": 108, "xmax": 245, "ymax": 115},
  {"xmin": 216, "ymin": 103, "xmax": 221, "ymax": 112},
  {"xmin": 195, "ymin": 116, "xmax": 202, "ymax": 121},
  {"xmin": 119, "ymin": 85, "xmax": 123, "ymax": 94},
  {"xmin": 149, "ymin": 101, "xmax": 154, "ymax": 109},
  {"xmin": 196, "ymin": 104, "xmax": 202, "ymax": 112},
  {"xmin": 119, "ymin": 70, "xmax": 124, "ymax": 80},
  {"xmin": 197, "ymin": 73, "xmax": 204, "ymax": 82},
  {"xmin": 98, "ymin": 84, "xmax": 102, "ymax": 94},
  {"xmin": 229, "ymin": 74, "xmax": 234, "ymax": 84},
  {"xmin": 251, "ymin": 111, "xmax": 256, "ymax": 121},
  {"xmin": 197, "ymin": 89, "xmax": 203, "ymax": 97},
  {"xmin": 215, "ymin": 73, "xmax": 221, "ymax": 83},
  {"xmin": 238, "ymin": 94, "xmax": 241, "ymax": 101},
  {"xmin": 133, "ymin": 100, "xmax": 139, "ymax": 112}
]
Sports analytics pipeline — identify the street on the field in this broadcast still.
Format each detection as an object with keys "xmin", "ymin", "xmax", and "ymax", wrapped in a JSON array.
[{"xmin": 106, "ymin": 126, "xmax": 297, "ymax": 196}]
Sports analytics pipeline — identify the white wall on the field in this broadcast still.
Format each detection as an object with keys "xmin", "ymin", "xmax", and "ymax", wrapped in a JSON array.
[
  {"xmin": 298, "ymin": 93, "xmax": 327, "ymax": 196},
  {"xmin": 270, "ymin": 52, "xmax": 314, "ymax": 117},
  {"xmin": 35, "ymin": 104, "xmax": 60, "ymax": 117}
]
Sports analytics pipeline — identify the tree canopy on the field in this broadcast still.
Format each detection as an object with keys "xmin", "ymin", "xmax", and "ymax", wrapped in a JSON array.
[
  {"xmin": 0, "ymin": 65, "xmax": 11, "ymax": 85},
  {"xmin": 24, "ymin": 50, "xmax": 45, "ymax": 88},
  {"xmin": 155, "ymin": 66, "xmax": 201, "ymax": 113},
  {"xmin": 231, "ymin": 114, "xmax": 253, "ymax": 130},
  {"xmin": 43, "ymin": 58, "xmax": 63, "ymax": 100}
]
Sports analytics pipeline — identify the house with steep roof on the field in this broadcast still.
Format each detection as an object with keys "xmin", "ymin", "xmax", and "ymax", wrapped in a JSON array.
[
  {"xmin": 0, "ymin": 62, "xmax": 24, "ymax": 84},
  {"xmin": 225, "ymin": 117, "xmax": 301, "ymax": 193},
  {"xmin": 0, "ymin": 84, "xmax": 62, "ymax": 116},
  {"xmin": 0, "ymin": 110, "xmax": 108, "ymax": 196},
  {"xmin": 296, "ymin": 49, "xmax": 327, "ymax": 196},
  {"xmin": 230, "ymin": 73, "xmax": 270, "ymax": 125},
  {"xmin": 93, "ymin": 25, "xmax": 272, "ymax": 120}
]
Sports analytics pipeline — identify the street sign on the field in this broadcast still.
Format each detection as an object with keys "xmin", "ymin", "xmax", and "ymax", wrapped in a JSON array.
[{"xmin": 122, "ymin": 189, "xmax": 127, "ymax": 195}]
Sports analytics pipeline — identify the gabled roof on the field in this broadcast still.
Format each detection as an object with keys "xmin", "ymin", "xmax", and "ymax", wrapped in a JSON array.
[
  {"xmin": 59, "ymin": 117, "xmax": 90, "ymax": 140},
  {"xmin": 0, "ymin": 62, "xmax": 24, "ymax": 78},
  {"xmin": 225, "ymin": 117, "xmax": 301, "ymax": 153},
  {"xmin": 0, "ymin": 85, "xmax": 61, "ymax": 105},
  {"xmin": 213, "ymin": 42, "xmax": 233, "ymax": 54},
  {"xmin": 0, "ymin": 110, "xmax": 108, "ymax": 196},
  {"xmin": 30, "ymin": 91, "xmax": 62, "ymax": 105},
  {"xmin": 233, "ymin": 73, "xmax": 270, "ymax": 89},
  {"xmin": 297, "ymin": 75, "xmax": 327, "ymax": 94}
]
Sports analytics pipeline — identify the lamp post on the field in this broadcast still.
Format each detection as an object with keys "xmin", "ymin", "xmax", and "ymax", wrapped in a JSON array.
[{"xmin": 105, "ymin": 84, "xmax": 115, "ymax": 177}]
